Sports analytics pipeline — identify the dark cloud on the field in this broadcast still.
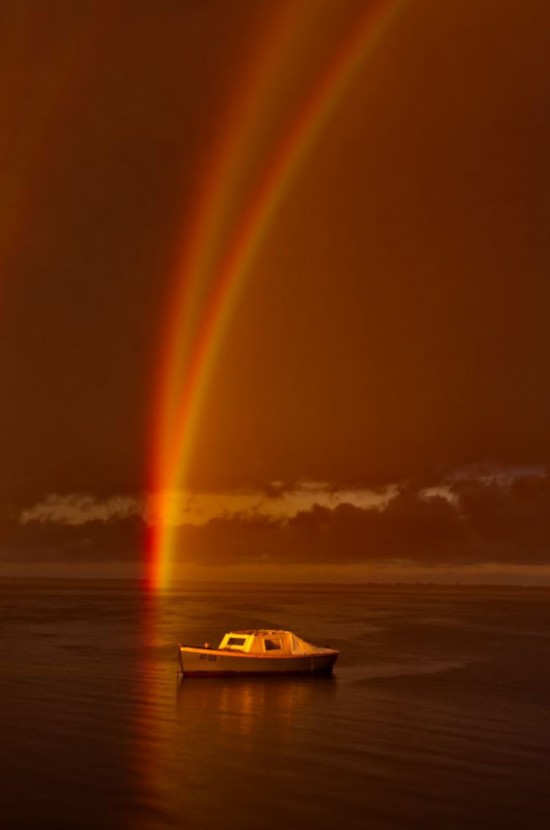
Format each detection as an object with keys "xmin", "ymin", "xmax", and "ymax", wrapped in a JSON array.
[
  {"xmin": 451, "ymin": 475, "xmax": 550, "ymax": 561},
  {"xmin": 4, "ymin": 474, "xmax": 550, "ymax": 569},
  {"xmin": 1, "ymin": 514, "xmax": 146, "ymax": 563},
  {"xmin": 172, "ymin": 476, "xmax": 550, "ymax": 567}
]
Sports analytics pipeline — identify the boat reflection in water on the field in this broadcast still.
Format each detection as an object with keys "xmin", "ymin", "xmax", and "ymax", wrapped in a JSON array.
[
  {"xmin": 177, "ymin": 672, "xmax": 336, "ymax": 739},
  {"xmin": 140, "ymin": 675, "xmax": 337, "ymax": 827},
  {"xmin": 135, "ymin": 592, "xmax": 341, "ymax": 829}
]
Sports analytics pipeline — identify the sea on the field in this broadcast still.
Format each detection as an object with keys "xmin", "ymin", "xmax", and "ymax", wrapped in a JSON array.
[{"xmin": 1, "ymin": 580, "xmax": 550, "ymax": 829}]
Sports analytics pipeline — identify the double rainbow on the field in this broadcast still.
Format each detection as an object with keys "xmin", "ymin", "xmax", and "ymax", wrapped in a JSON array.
[{"xmin": 149, "ymin": 0, "xmax": 404, "ymax": 589}]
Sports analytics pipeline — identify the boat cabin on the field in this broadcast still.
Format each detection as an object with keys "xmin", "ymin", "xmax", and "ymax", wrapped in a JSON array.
[{"xmin": 217, "ymin": 629, "xmax": 319, "ymax": 656}]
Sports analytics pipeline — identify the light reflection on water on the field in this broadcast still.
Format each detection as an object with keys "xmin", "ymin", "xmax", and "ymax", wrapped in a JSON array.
[
  {"xmin": 135, "ymin": 670, "xmax": 342, "ymax": 828},
  {"xmin": 134, "ymin": 593, "xmax": 337, "ymax": 829},
  {"xmin": 176, "ymin": 673, "xmax": 336, "ymax": 736},
  {"xmin": 130, "ymin": 584, "xmax": 550, "ymax": 830},
  {"xmin": 2, "ymin": 582, "xmax": 550, "ymax": 829}
]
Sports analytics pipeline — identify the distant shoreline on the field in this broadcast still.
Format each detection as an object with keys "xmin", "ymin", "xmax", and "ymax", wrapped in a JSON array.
[{"xmin": 1, "ymin": 576, "xmax": 550, "ymax": 590}]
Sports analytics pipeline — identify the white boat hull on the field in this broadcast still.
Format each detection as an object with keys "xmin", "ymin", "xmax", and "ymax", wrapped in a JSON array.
[{"xmin": 178, "ymin": 645, "xmax": 338, "ymax": 677}]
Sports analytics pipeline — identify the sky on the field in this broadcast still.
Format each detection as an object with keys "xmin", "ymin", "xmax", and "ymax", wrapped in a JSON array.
[{"xmin": 2, "ymin": 0, "xmax": 550, "ymax": 582}]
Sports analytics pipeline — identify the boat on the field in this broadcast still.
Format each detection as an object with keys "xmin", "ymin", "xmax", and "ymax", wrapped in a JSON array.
[{"xmin": 178, "ymin": 629, "xmax": 339, "ymax": 677}]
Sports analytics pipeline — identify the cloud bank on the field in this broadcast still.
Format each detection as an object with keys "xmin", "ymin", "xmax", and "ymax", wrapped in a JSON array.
[{"xmin": 3, "ymin": 473, "xmax": 550, "ymax": 575}]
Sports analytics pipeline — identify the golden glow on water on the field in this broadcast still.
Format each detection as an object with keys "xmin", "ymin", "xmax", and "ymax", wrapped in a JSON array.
[
  {"xmin": 6, "ymin": 582, "xmax": 550, "ymax": 827},
  {"xmin": 177, "ymin": 674, "xmax": 322, "ymax": 739},
  {"xmin": 134, "ymin": 583, "xmax": 550, "ymax": 828}
]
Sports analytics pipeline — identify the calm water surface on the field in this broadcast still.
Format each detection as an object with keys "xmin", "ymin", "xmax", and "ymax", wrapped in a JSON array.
[{"xmin": 1, "ymin": 580, "xmax": 550, "ymax": 829}]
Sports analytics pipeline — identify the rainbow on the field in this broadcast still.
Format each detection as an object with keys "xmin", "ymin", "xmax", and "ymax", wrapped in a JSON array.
[
  {"xmin": 149, "ymin": 0, "xmax": 405, "ymax": 589},
  {"xmin": 152, "ymin": 1, "xmax": 306, "ymax": 477}
]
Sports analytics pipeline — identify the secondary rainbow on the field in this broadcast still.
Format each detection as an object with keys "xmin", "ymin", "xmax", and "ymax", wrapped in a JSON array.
[{"xmin": 149, "ymin": 0, "xmax": 405, "ymax": 589}]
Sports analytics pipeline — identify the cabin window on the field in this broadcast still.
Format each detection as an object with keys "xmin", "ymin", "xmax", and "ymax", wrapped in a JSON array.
[
  {"xmin": 227, "ymin": 637, "xmax": 246, "ymax": 646},
  {"xmin": 264, "ymin": 638, "xmax": 282, "ymax": 651}
]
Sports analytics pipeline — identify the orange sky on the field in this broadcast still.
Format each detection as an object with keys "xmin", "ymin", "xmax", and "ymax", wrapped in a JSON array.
[{"xmin": 2, "ymin": 0, "xmax": 550, "ymax": 581}]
